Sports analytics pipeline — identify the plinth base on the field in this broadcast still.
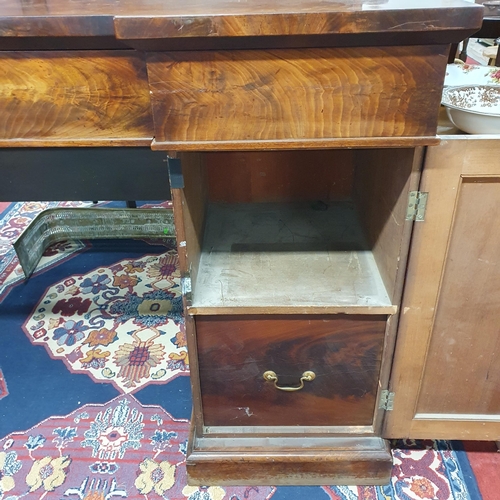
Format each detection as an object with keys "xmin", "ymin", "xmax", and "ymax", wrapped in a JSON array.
[{"xmin": 186, "ymin": 428, "xmax": 393, "ymax": 486}]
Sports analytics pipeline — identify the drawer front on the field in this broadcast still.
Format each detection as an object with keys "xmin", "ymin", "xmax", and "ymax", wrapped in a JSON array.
[
  {"xmin": 196, "ymin": 315, "xmax": 386, "ymax": 427},
  {"xmin": 0, "ymin": 51, "xmax": 153, "ymax": 145},
  {"xmin": 147, "ymin": 46, "xmax": 447, "ymax": 148}
]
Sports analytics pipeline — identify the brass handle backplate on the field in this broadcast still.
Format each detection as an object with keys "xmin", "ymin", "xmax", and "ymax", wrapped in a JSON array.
[{"xmin": 263, "ymin": 370, "xmax": 316, "ymax": 392}]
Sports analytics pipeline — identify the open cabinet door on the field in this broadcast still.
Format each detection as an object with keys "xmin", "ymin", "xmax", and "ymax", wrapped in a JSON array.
[{"xmin": 384, "ymin": 137, "xmax": 500, "ymax": 440}]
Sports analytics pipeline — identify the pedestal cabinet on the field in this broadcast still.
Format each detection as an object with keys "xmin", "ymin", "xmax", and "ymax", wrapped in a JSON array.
[
  {"xmin": 169, "ymin": 149, "xmax": 422, "ymax": 485},
  {"xmin": 0, "ymin": 0, "xmax": 485, "ymax": 487}
]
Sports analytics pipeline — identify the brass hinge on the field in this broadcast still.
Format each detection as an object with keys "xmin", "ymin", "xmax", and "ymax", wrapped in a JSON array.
[
  {"xmin": 379, "ymin": 390, "xmax": 395, "ymax": 411},
  {"xmin": 406, "ymin": 191, "xmax": 428, "ymax": 222}
]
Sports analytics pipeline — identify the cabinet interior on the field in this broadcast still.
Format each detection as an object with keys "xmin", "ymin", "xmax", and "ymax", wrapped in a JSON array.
[{"xmin": 178, "ymin": 148, "xmax": 418, "ymax": 315}]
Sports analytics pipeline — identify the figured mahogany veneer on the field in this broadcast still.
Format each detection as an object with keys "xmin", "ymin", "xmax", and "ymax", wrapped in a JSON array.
[
  {"xmin": 0, "ymin": 0, "xmax": 483, "ymax": 42},
  {"xmin": 187, "ymin": 433, "xmax": 393, "ymax": 486},
  {"xmin": 148, "ymin": 46, "xmax": 448, "ymax": 148},
  {"xmin": 0, "ymin": 51, "xmax": 153, "ymax": 146},
  {"xmin": 196, "ymin": 315, "xmax": 387, "ymax": 427}
]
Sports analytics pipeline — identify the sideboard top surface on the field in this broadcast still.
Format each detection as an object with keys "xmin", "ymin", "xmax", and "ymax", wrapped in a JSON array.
[{"xmin": 0, "ymin": 0, "xmax": 484, "ymax": 39}]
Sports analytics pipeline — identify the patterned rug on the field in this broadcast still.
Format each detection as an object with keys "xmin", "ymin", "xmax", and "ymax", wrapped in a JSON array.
[
  {"xmin": 0, "ymin": 395, "xmax": 277, "ymax": 500},
  {"xmin": 0, "ymin": 201, "xmax": 494, "ymax": 500},
  {"xmin": 22, "ymin": 249, "xmax": 185, "ymax": 394}
]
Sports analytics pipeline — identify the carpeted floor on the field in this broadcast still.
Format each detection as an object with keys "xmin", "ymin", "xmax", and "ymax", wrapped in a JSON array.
[{"xmin": 0, "ymin": 201, "xmax": 497, "ymax": 500}]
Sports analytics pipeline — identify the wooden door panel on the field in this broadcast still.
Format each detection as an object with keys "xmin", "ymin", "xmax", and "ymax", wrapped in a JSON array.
[
  {"xmin": 417, "ymin": 178, "xmax": 500, "ymax": 416},
  {"xmin": 385, "ymin": 138, "xmax": 500, "ymax": 440}
]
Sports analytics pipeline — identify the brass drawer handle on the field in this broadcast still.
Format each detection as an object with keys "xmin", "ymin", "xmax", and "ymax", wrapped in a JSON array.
[{"xmin": 263, "ymin": 370, "xmax": 316, "ymax": 392}]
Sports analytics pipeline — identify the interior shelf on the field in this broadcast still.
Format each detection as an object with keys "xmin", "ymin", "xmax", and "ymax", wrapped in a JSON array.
[{"xmin": 190, "ymin": 201, "xmax": 395, "ymax": 315}]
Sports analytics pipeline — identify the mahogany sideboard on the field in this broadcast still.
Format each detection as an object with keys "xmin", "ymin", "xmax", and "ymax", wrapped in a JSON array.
[{"xmin": 0, "ymin": 0, "xmax": 490, "ymax": 486}]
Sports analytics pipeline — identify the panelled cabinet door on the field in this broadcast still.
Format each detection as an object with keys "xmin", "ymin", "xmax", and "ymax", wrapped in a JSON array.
[{"xmin": 384, "ymin": 137, "xmax": 500, "ymax": 440}]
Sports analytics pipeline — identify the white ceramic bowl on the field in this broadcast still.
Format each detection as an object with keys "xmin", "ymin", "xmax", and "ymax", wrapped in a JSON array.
[{"xmin": 442, "ymin": 85, "xmax": 500, "ymax": 134}]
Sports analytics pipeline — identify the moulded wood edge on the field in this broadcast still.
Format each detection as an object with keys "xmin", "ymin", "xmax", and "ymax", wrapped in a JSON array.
[
  {"xmin": 187, "ymin": 305, "xmax": 398, "ymax": 315},
  {"xmin": 202, "ymin": 424, "xmax": 375, "ymax": 436},
  {"xmin": 186, "ymin": 435, "xmax": 393, "ymax": 486},
  {"xmin": 152, "ymin": 137, "xmax": 440, "ymax": 151},
  {"xmin": 0, "ymin": 138, "xmax": 153, "ymax": 147},
  {"xmin": 113, "ymin": 7, "xmax": 484, "ymax": 40}
]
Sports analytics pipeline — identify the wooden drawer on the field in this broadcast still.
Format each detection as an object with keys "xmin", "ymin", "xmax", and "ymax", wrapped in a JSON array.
[
  {"xmin": 196, "ymin": 315, "xmax": 386, "ymax": 427},
  {"xmin": 147, "ymin": 46, "xmax": 448, "ymax": 150},
  {"xmin": 0, "ymin": 51, "xmax": 153, "ymax": 146}
]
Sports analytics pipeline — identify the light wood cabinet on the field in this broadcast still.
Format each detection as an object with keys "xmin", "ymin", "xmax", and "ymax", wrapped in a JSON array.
[{"xmin": 385, "ymin": 136, "xmax": 500, "ymax": 441}]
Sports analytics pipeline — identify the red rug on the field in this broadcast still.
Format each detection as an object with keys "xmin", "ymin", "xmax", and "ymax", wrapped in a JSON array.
[{"xmin": 463, "ymin": 441, "xmax": 500, "ymax": 500}]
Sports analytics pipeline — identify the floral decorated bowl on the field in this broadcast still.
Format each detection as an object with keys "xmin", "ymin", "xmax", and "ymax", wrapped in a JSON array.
[
  {"xmin": 444, "ymin": 64, "xmax": 500, "ymax": 87},
  {"xmin": 441, "ymin": 85, "xmax": 500, "ymax": 134}
]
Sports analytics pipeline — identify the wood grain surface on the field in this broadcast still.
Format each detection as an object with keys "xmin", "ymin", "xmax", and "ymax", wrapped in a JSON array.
[
  {"xmin": 148, "ymin": 46, "xmax": 448, "ymax": 147},
  {"xmin": 417, "ymin": 177, "xmax": 500, "ymax": 415},
  {"xmin": 385, "ymin": 138, "xmax": 500, "ymax": 441},
  {"xmin": 173, "ymin": 153, "xmax": 208, "ymax": 295},
  {"xmin": 196, "ymin": 315, "xmax": 386, "ymax": 427},
  {"xmin": 114, "ymin": 1, "xmax": 483, "ymax": 40},
  {"xmin": 0, "ymin": 0, "xmax": 483, "ymax": 39},
  {"xmin": 352, "ymin": 148, "xmax": 423, "ymax": 434},
  {"xmin": 205, "ymin": 150, "xmax": 354, "ymax": 203},
  {"xmin": 353, "ymin": 148, "xmax": 422, "ymax": 302},
  {"xmin": 151, "ymin": 136, "xmax": 441, "ymax": 151},
  {"xmin": 0, "ymin": 51, "xmax": 153, "ymax": 145},
  {"xmin": 192, "ymin": 202, "xmax": 394, "ymax": 313},
  {"xmin": 187, "ymin": 434, "xmax": 392, "ymax": 485}
]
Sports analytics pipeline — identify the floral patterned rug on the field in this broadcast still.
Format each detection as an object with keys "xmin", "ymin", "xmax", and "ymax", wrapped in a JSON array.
[
  {"xmin": 0, "ymin": 201, "xmax": 489, "ymax": 500},
  {"xmin": 0, "ymin": 396, "xmax": 479, "ymax": 500},
  {"xmin": 0, "ymin": 395, "xmax": 277, "ymax": 500},
  {"xmin": 23, "ymin": 250, "xmax": 185, "ymax": 394}
]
